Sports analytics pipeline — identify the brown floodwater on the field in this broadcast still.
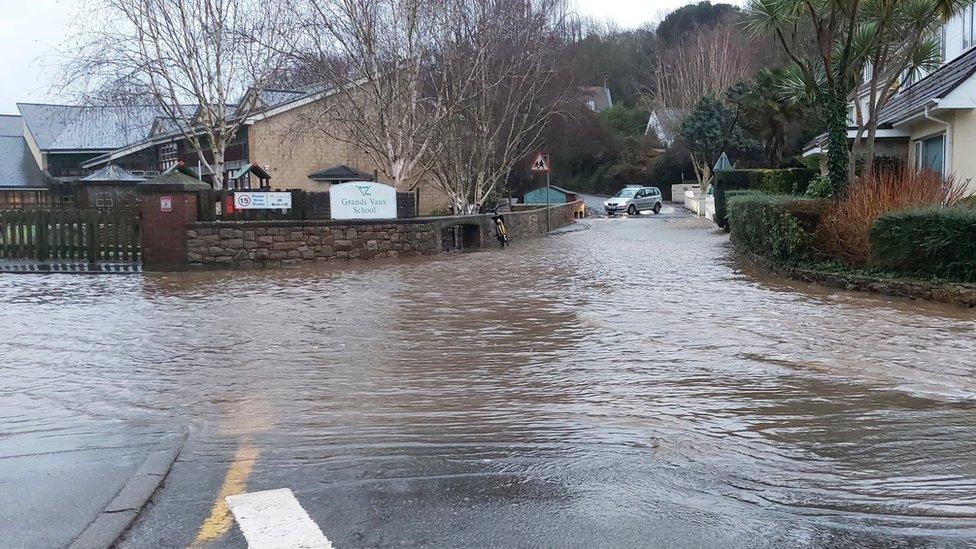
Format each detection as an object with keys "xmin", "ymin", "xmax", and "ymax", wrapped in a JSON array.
[{"xmin": 2, "ymin": 211, "xmax": 976, "ymax": 547}]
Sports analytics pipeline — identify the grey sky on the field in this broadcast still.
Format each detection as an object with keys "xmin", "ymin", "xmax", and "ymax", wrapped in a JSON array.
[{"xmin": 0, "ymin": 0, "xmax": 711, "ymax": 114}]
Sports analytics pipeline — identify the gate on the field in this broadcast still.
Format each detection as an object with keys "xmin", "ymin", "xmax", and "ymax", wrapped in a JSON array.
[{"xmin": 0, "ymin": 208, "xmax": 141, "ymax": 264}]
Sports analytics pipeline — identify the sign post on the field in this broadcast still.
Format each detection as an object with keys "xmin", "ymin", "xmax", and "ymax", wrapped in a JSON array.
[{"xmin": 530, "ymin": 152, "xmax": 552, "ymax": 231}]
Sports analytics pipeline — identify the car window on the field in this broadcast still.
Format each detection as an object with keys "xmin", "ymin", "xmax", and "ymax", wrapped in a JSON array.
[
  {"xmin": 614, "ymin": 188, "xmax": 638, "ymax": 198},
  {"xmin": 635, "ymin": 189, "xmax": 645, "ymax": 197}
]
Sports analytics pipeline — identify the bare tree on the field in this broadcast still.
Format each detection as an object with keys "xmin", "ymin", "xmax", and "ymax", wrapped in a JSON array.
[
  {"xmin": 278, "ymin": 0, "xmax": 453, "ymax": 190},
  {"xmin": 428, "ymin": 0, "xmax": 569, "ymax": 213},
  {"xmin": 61, "ymin": 0, "xmax": 286, "ymax": 187},
  {"xmin": 651, "ymin": 25, "xmax": 754, "ymax": 141}
]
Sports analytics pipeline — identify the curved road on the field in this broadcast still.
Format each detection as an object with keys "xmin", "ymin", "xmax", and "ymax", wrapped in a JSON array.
[{"xmin": 1, "ymin": 210, "xmax": 975, "ymax": 547}]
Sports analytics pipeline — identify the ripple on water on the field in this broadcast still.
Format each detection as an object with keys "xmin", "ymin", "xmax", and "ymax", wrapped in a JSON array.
[{"xmin": 1, "ymin": 215, "xmax": 975, "ymax": 542}]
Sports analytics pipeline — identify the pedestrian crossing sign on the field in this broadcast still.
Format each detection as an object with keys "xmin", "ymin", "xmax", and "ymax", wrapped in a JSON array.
[{"xmin": 530, "ymin": 152, "xmax": 551, "ymax": 173}]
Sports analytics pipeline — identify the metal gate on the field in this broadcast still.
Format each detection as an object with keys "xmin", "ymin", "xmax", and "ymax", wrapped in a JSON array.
[{"xmin": 0, "ymin": 208, "xmax": 141, "ymax": 267}]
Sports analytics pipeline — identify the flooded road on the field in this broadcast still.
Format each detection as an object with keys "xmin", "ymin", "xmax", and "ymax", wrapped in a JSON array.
[{"xmin": 2, "ymin": 210, "xmax": 976, "ymax": 547}]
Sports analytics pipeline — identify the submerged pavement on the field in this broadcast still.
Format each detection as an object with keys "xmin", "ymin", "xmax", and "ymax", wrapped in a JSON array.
[{"xmin": 2, "ymin": 209, "xmax": 976, "ymax": 547}]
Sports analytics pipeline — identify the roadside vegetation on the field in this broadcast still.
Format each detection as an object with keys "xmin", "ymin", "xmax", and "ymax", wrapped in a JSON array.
[{"xmin": 727, "ymin": 169, "xmax": 976, "ymax": 284}]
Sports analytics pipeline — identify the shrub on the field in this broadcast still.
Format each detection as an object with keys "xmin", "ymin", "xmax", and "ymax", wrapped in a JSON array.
[
  {"xmin": 714, "ymin": 168, "xmax": 817, "ymax": 229},
  {"xmin": 870, "ymin": 207, "xmax": 976, "ymax": 282},
  {"xmin": 817, "ymin": 169, "xmax": 970, "ymax": 266},
  {"xmin": 804, "ymin": 174, "xmax": 833, "ymax": 198},
  {"xmin": 727, "ymin": 192, "xmax": 814, "ymax": 262}
]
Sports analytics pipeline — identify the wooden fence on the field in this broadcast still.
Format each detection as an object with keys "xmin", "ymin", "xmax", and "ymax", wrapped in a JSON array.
[
  {"xmin": 197, "ymin": 189, "xmax": 417, "ymax": 222},
  {"xmin": 0, "ymin": 208, "xmax": 141, "ymax": 263}
]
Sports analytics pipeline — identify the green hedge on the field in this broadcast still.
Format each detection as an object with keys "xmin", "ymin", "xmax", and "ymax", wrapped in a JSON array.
[
  {"xmin": 869, "ymin": 207, "xmax": 976, "ymax": 282},
  {"xmin": 727, "ymin": 191, "xmax": 814, "ymax": 262},
  {"xmin": 714, "ymin": 168, "xmax": 817, "ymax": 229}
]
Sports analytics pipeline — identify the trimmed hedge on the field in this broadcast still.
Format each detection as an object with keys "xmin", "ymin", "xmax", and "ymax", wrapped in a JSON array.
[
  {"xmin": 870, "ymin": 207, "xmax": 976, "ymax": 282},
  {"xmin": 727, "ymin": 191, "xmax": 815, "ymax": 262},
  {"xmin": 714, "ymin": 168, "xmax": 818, "ymax": 229}
]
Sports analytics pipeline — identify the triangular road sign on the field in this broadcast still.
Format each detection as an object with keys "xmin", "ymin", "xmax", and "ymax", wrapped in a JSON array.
[{"xmin": 530, "ymin": 152, "xmax": 551, "ymax": 173}]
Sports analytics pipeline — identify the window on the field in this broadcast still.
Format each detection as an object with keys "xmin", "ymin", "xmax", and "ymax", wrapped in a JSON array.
[
  {"xmin": 914, "ymin": 134, "xmax": 946, "ymax": 175},
  {"xmin": 159, "ymin": 142, "xmax": 178, "ymax": 170},
  {"xmin": 95, "ymin": 192, "xmax": 114, "ymax": 208}
]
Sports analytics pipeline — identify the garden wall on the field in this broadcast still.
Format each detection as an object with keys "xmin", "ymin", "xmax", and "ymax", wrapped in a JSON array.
[{"xmin": 185, "ymin": 201, "xmax": 580, "ymax": 267}]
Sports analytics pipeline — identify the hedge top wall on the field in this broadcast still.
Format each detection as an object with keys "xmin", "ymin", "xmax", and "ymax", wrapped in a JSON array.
[{"xmin": 713, "ymin": 168, "xmax": 817, "ymax": 229}]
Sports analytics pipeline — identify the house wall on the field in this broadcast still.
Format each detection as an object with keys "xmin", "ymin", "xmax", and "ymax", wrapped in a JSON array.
[
  {"xmin": 903, "ymin": 110, "xmax": 976, "ymax": 194},
  {"xmin": 247, "ymin": 101, "xmax": 453, "ymax": 215}
]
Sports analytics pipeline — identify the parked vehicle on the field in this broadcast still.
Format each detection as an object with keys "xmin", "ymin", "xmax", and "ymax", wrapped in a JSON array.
[{"xmin": 604, "ymin": 186, "xmax": 663, "ymax": 215}]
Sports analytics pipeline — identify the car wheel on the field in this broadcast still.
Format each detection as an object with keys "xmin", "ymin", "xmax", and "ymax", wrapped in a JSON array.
[
  {"xmin": 627, "ymin": 204, "xmax": 637, "ymax": 215},
  {"xmin": 653, "ymin": 202, "xmax": 661, "ymax": 214}
]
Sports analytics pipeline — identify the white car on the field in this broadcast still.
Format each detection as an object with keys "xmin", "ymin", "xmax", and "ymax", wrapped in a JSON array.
[{"xmin": 604, "ymin": 186, "xmax": 663, "ymax": 215}]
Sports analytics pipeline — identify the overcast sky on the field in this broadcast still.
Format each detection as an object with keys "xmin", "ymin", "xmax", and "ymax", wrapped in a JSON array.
[{"xmin": 0, "ymin": 0, "xmax": 715, "ymax": 115}]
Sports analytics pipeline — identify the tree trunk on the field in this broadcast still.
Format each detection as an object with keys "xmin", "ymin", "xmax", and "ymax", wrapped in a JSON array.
[{"xmin": 213, "ymin": 148, "xmax": 225, "ymax": 190}]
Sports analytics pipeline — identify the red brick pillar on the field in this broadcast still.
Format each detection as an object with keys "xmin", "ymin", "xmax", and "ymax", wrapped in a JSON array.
[{"xmin": 139, "ymin": 190, "xmax": 198, "ymax": 269}]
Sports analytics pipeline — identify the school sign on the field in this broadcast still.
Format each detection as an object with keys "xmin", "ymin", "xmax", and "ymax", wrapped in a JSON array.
[{"xmin": 329, "ymin": 181, "xmax": 397, "ymax": 220}]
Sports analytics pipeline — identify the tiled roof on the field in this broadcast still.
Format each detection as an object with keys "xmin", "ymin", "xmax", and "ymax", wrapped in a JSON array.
[
  {"xmin": 0, "ymin": 115, "xmax": 49, "ymax": 189},
  {"xmin": 879, "ymin": 46, "xmax": 976, "ymax": 125}
]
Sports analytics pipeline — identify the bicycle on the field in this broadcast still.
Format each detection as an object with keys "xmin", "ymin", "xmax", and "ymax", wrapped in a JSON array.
[{"xmin": 489, "ymin": 209, "xmax": 509, "ymax": 247}]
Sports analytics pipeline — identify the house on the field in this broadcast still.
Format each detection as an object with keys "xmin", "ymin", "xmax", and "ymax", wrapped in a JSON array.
[
  {"xmin": 523, "ymin": 184, "xmax": 579, "ymax": 204},
  {"xmin": 804, "ymin": 6, "xmax": 976, "ymax": 192},
  {"xmin": 0, "ymin": 114, "xmax": 58, "ymax": 207},
  {"xmin": 645, "ymin": 108, "xmax": 684, "ymax": 149},
  {"xmin": 580, "ymin": 86, "xmax": 613, "ymax": 113}
]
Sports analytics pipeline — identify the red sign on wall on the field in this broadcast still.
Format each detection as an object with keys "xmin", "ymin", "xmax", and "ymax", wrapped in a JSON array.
[{"xmin": 160, "ymin": 196, "xmax": 173, "ymax": 212}]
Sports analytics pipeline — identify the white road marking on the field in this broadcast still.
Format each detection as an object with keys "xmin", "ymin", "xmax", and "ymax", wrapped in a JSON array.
[{"xmin": 225, "ymin": 488, "xmax": 333, "ymax": 549}]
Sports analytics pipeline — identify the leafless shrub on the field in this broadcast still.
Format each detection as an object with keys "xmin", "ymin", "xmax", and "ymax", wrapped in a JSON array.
[{"xmin": 817, "ymin": 169, "xmax": 971, "ymax": 265}]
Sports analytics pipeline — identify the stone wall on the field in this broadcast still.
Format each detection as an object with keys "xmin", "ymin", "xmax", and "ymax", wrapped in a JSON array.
[{"xmin": 185, "ymin": 201, "xmax": 580, "ymax": 267}]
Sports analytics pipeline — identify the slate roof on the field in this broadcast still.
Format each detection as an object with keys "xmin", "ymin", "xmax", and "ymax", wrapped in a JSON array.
[
  {"xmin": 230, "ymin": 163, "xmax": 271, "ymax": 180},
  {"xmin": 17, "ymin": 103, "xmax": 171, "ymax": 151},
  {"xmin": 0, "ymin": 114, "xmax": 22, "ymax": 137},
  {"xmin": 142, "ymin": 165, "xmax": 211, "ymax": 191},
  {"xmin": 308, "ymin": 164, "xmax": 375, "ymax": 182},
  {"xmin": 878, "ymin": 45, "xmax": 976, "ymax": 125},
  {"xmin": 0, "ymin": 115, "xmax": 50, "ymax": 189},
  {"xmin": 80, "ymin": 164, "xmax": 145, "ymax": 184},
  {"xmin": 580, "ymin": 86, "xmax": 613, "ymax": 112},
  {"xmin": 258, "ymin": 89, "xmax": 308, "ymax": 108}
]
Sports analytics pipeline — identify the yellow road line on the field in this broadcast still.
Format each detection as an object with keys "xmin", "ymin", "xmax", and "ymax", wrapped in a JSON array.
[{"xmin": 192, "ymin": 443, "xmax": 260, "ymax": 545}]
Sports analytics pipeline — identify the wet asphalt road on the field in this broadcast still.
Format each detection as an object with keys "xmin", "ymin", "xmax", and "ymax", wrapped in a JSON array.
[{"xmin": 3, "ymin": 209, "xmax": 976, "ymax": 548}]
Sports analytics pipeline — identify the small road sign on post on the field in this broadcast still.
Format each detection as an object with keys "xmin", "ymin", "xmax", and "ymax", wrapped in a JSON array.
[{"xmin": 530, "ymin": 152, "xmax": 553, "ymax": 232}]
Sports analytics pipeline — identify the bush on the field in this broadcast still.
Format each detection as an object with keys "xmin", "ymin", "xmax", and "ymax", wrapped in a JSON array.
[
  {"xmin": 727, "ymin": 192, "xmax": 815, "ymax": 262},
  {"xmin": 714, "ymin": 168, "xmax": 817, "ymax": 229},
  {"xmin": 870, "ymin": 207, "xmax": 976, "ymax": 282},
  {"xmin": 804, "ymin": 174, "xmax": 833, "ymax": 198},
  {"xmin": 817, "ymin": 169, "xmax": 971, "ymax": 266}
]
